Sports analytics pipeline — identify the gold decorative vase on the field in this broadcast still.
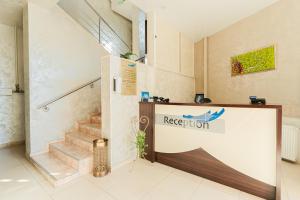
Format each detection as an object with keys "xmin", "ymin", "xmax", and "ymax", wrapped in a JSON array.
[{"xmin": 93, "ymin": 138, "xmax": 108, "ymax": 177}]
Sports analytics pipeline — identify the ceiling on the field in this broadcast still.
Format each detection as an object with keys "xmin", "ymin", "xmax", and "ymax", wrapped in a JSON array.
[
  {"xmin": 0, "ymin": 0, "xmax": 27, "ymax": 27},
  {"xmin": 128, "ymin": 0, "xmax": 279, "ymax": 41},
  {"xmin": 111, "ymin": 0, "xmax": 140, "ymax": 21}
]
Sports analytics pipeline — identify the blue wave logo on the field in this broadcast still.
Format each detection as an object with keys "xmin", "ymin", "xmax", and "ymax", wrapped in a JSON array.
[{"xmin": 182, "ymin": 108, "xmax": 225, "ymax": 122}]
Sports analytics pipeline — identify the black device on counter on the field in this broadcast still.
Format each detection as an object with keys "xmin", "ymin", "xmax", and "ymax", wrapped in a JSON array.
[
  {"xmin": 194, "ymin": 93, "xmax": 212, "ymax": 104},
  {"xmin": 249, "ymin": 96, "xmax": 266, "ymax": 105},
  {"xmin": 151, "ymin": 96, "xmax": 170, "ymax": 103}
]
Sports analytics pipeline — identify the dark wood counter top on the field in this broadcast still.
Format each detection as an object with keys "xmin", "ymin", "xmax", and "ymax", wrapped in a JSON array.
[{"xmin": 139, "ymin": 101, "xmax": 282, "ymax": 109}]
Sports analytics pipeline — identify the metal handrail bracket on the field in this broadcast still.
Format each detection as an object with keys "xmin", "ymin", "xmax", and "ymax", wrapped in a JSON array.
[{"xmin": 37, "ymin": 77, "xmax": 101, "ymax": 111}]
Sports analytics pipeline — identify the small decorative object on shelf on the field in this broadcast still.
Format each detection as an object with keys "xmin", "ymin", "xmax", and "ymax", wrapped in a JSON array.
[
  {"xmin": 93, "ymin": 138, "xmax": 109, "ymax": 177},
  {"xmin": 150, "ymin": 96, "xmax": 170, "ymax": 103},
  {"xmin": 194, "ymin": 93, "xmax": 212, "ymax": 104},
  {"xmin": 141, "ymin": 91, "xmax": 150, "ymax": 102},
  {"xmin": 249, "ymin": 96, "xmax": 266, "ymax": 105}
]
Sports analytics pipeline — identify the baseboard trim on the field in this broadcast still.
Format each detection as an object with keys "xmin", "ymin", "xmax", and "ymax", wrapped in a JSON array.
[
  {"xmin": 111, "ymin": 157, "xmax": 136, "ymax": 171},
  {"xmin": 0, "ymin": 140, "xmax": 25, "ymax": 149}
]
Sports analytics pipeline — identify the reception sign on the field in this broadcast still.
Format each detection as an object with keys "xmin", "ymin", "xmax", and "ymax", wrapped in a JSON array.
[{"xmin": 155, "ymin": 108, "xmax": 225, "ymax": 133}]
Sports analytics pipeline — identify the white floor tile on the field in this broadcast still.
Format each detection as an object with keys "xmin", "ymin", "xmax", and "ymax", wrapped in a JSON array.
[
  {"xmin": 200, "ymin": 179, "xmax": 240, "ymax": 196},
  {"xmin": 0, "ymin": 165, "xmax": 37, "ymax": 194},
  {"xmin": 0, "ymin": 146, "xmax": 300, "ymax": 200},
  {"xmin": 0, "ymin": 164, "xmax": 51, "ymax": 200},
  {"xmin": 142, "ymin": 172, "xmax": 200, "ymax": 200},
  {"xmin": 0, "ymin": 148, "xmax": 23, "ymax": 171},
  {"xmin": 172, "ymin": 168, "xmax": 206, "ymax": 184},
  {"xmin": 0, "ymin": 184, "xmax": 52, "ymax": 200},
  {"xmin": 282, "ymin": 161, "xmax": 300, "ymax": 200},
  {"xmin": 51, "ymin": 179, "xmax": 114, "ymax": 200},
  {"xmin": 239, "ymin": 191, "xmax": 265, "ymax": 200},
  {"xmin": 190, "ymin": 182, "xmax": 239, "ymax": 200},
  {"xmin": 95, "ymin": 160, "xmax": 173, "ymax": 200}
]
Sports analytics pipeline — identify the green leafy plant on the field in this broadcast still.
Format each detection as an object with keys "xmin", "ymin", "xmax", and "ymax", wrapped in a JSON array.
[
  {"xmin": 131, "ymin": 116, "xmax": 149, "ymax": 159},
  {"xmin": 135, "ymin": 130, "xmax": 148, "ymax": 159},
  {"xmin": 120, "ymin": 52, "xmax": 137, "ymax": 60}
]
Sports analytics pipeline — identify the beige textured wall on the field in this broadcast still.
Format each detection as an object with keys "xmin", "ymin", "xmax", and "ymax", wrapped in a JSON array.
[
  {"xmin": 206, "ymin": 0, "xmax": 300, "ymax": 117},
  {"xmin": 153, "ymin": 69, "xmax": 195, "ymax": 103},
  {"xmin": 194, "ymin": 39, "xmax": 204, "ymax": 93},
  {"xmin": 0, "ymin": 23, "xmax": 25, "ymax": 146}
]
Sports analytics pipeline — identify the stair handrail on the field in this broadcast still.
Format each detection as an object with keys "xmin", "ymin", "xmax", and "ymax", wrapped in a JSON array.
[
  {"xmin": 37, "ymin": 77, "xmax": 101, "ymax": 112},
  {"xmin": 135, "ymin": 56, "xmax": 146, "ymax": 63},
  {"xmin": 84, "ymin": 0, "xmax": 131, "ymax": 52}
]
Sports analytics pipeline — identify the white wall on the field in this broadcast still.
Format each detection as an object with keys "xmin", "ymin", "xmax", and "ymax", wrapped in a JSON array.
[
  {"xmin": 0, "ymin": 23, "xmax": 25, "ymax": 146},
  {"xmin": 101, "ymin": 56, "xmax": 152, "ymax": 168},
  {"xmin": 99, "ymin": 13, "xmax": 198, "ymax": 168},
  {"xmin": 147, "ymin": 12, "xmax": 195, "ymax": 103},
  {"xmin": 101, "ymin": 55, "xmax": 194, "ymax": 169},
  {"xmin": 24, "ymin": 0, "xmax": 109, "ymax": 155}
]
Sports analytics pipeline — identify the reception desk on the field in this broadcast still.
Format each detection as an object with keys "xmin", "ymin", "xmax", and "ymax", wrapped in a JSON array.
[{"xmin": 139, "ymin": 102, "xmax": 282, "ymax": 200}]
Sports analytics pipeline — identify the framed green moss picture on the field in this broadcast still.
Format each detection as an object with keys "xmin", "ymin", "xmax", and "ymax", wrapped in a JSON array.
[{"xmin": 231, "ymin": 45, "xmax": 275, "ymax": 76}]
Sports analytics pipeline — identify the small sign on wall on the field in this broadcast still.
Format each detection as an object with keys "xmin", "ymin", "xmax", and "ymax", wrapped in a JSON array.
[{"xmin": 121, "ymin": 59, "xmax": 137, "ymax": 95}]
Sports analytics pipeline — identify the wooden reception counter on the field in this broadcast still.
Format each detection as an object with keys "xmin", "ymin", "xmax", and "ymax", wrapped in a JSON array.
[{"xmin": 139, "ymin": 102, "xmax": 282, "ymax": 200}]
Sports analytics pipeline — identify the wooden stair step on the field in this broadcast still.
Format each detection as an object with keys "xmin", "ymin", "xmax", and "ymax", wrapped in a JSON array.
[
  {"xmin": 90, "ymin": 112, "xmax": 101, "ymax": 117},
  {"xmin": 65, "ymin": 131, "xmax": 102, "ymax": 152},
  {"xmin": 50, "ymin": 142, "xmax": 92, "ymax": 160},
  {"xmin": 79, "ymin": 123, "xmax": 101, "ymax": 136},
  {"xmin": 49, "ymin": 142, "xmax": 93, "ymax": 174},
  {"xmin": 91, "ymin": 115, "xmax": 101, "ymax": 123},
  {"xmin": 31, "ymin": 153, "xmax": 80, "ymax": 186}
]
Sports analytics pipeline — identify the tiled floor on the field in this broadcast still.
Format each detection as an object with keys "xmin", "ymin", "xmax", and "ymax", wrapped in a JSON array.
[
  {"xmin": 0, "ymin": 145, "xmax": 298, "ymax": 200},
  {"xmin": 282, "ymin": 161, "xmax": 300, "ymax": 200}
]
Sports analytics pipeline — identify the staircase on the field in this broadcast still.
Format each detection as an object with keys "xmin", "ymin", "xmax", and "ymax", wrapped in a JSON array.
[
  {"xmin": 31, "ymin": 111, "xmax": 102, "ymax": 186},
  {"xmin": 58, "ymin": 0, "xmax": 132, "ymax": 56}
]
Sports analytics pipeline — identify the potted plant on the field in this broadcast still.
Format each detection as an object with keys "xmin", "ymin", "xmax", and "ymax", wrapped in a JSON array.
[
  {"xmin": 131, "ymin": 116, "xmax": 149, "ymax": 159},
  {"xmin": 120, "ymin": 52, "xmax": 138, "ymax": 61},
  {"xmin": 135, "ymin": 130, "xmax": 147, "ymax": 158}
]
